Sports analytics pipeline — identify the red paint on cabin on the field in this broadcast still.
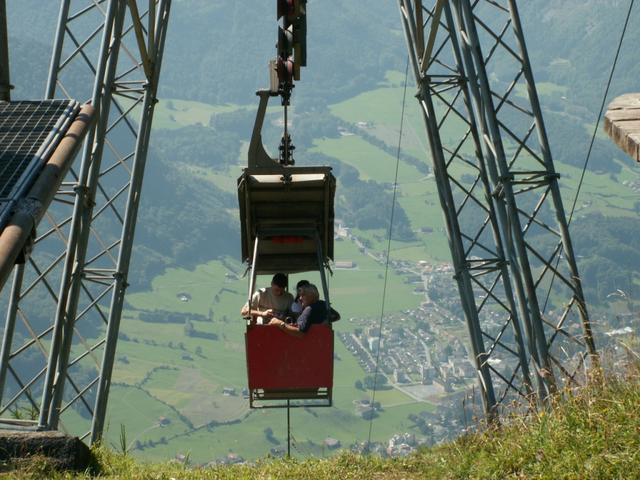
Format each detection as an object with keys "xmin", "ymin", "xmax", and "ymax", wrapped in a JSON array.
[{"xmin": 245, "ymin": 324, "xmax": 333, "ymax": 390}]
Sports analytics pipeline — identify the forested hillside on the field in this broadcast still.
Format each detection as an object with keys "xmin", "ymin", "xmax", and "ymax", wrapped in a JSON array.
[{"xmin": 6, "ymin": 1, "xmax": 640, "ymax": 299}]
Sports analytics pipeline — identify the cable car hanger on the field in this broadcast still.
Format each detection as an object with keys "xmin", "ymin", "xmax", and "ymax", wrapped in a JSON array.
[{"xmin": 238, "ymin": 0, "xmax": 336, "ymax": 413}]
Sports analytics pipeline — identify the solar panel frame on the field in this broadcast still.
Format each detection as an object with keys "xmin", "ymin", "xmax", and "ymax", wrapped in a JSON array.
[{"xmin": 0, "ymin": 99, "xmax": 80, "ymax": 230}]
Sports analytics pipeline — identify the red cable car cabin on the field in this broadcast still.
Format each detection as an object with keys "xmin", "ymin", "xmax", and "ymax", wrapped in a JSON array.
[{"xmin": 238, "ymin": 164, "xmax": 336, "ymax": 408}]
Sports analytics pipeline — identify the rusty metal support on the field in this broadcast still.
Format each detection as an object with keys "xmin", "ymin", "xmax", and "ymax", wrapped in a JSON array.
[{"xmin": 0, "ymin": 0, "xmax": 11, "ymax": 101}]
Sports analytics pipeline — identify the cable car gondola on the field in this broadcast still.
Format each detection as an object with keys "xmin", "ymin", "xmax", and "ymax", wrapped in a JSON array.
[
  {"xmin": 239, "ymin": 0, "xmax": 334, "ymax": 410},
  {"xmin": 238, "ymin": 87, "xmax": 336, "ymax": 409}
]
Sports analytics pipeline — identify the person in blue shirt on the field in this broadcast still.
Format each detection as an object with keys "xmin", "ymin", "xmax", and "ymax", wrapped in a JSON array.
[
  {"xmin": 269, "ymin": 283, "xmax": 339, "ymax": 336},
  {"xmin": 290, "ymin": 279, "xmax": 311, "ymax": 317}
]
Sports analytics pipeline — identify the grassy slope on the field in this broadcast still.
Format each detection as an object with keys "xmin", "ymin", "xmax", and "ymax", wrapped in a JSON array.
[{"xmin": 19, "ymin": 368, "xmax": 640, "ymax": 479}]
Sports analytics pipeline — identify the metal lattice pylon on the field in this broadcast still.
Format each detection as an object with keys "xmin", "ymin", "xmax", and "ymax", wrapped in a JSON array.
[
  {"xmin": 397, "ymin": 0, "xmax": 597, "ymax": 417},
  {"xmin": 0, "ymin": 0, "xmax": 171, "ymax": 442}
]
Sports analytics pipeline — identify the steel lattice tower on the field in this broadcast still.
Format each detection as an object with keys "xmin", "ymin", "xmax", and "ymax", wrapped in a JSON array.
[
  {"xmin": 0, "ymin": 0, "xmax": 171, "ymax": 442},
  {"xmin": 397, "ymin": 0, "xmax": 597, "ymax": 417}
]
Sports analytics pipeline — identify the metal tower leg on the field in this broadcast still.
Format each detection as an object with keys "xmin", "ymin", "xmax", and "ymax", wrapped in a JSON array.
[
  {"xmin": 40, "ymin": 0, "xmax": 127, "ymax": 431},
  {"xmin": 0, "ymin": 266, "xmax": 25, "ymax": 402},
  {"xmin": 397, "ymin": 0, "xmax": 596, "ymax": 418},
  {"xmin": 448, "ymin": 0, "xmax": 554, "ymax": 398},
  {"xmin": 452, "ymin": 0, "xmax": 595, "ymax": 383},
  {"xmin": 0, "ymin": 0, "xmax": 172, "ymax": 442},
  {"xmin": 0, "ymin": 0, "xmax": 10, "ymax": 101},
  {"xmin": 506, "ymin": 0, "xmax": 596, "ymax": 361},
  {"xmin": 92, "ymin": 0, "xmax": 172, "ymax": 441},
  {"xmin": 399, "ymin": 0, "xmax": 537, "ymax": 416},
  {"xmin": 45, "ymin": 0, "xmax": 71, "ymax": 100}
]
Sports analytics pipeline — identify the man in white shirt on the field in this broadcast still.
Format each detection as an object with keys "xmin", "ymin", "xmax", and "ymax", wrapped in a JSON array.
[{"xmin": 241, "ymin": 273, "xmax": 294, "ymax": 324}]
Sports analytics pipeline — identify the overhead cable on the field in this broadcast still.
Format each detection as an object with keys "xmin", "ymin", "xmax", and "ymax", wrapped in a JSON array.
[{"xmin": 367, "ymin": 57, "xmax": 410, "ymax": 448}]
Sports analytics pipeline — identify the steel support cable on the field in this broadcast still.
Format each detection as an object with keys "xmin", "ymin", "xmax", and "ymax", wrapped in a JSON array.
[
  {"xmin": 568, "ymin": 0, "xmax": 635, "ymax": 224},
  {"xmin": 541, "ymin": 0, "xmax": 635, "ymax": 314},
  {"xmin": 366, "ymin": 57, "xmax": 410, "ymax": 448}
]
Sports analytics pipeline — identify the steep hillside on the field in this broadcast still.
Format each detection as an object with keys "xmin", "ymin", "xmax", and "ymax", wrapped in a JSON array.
[
  {"xmin": 6, "ymin": 1, "xmax": 640, "ymax": 293},
  {"xmin": 9, "ymin": 365, "xmax": 640, "ymax": 478}
]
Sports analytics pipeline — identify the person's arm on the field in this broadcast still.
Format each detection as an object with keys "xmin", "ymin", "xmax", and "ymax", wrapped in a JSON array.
[
  {"xmin": 242, "ymin": 307, "xmax": 275, "ymax": 319},
  {"xmin": 241, "ymin": 291, "xmax": 274, "ymax": 320},
  {"xmin": 241, "ymin": 302, "xmax": 263, "ymax": 318},
  {"xmin": 241, "ymin": 292, "xmax": 257, "ymax": 318},
  {"xmin": 268, "ymin": 318, "xmax": 304, "ymax": 337},
  {"xmin": 295, "ymin": 306, "xmax": 312, "ymax": 333}
]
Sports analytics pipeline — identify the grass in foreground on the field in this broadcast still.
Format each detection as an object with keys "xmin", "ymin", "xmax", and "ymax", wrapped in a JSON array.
[{"xmin": 7, "ymin": 363, "xmax": 640, "ymax": 479}]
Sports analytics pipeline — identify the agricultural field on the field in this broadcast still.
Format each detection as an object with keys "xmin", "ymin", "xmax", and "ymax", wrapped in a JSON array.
[
  {"xmin": 101, "ymin": 236, "xmax": 434, "ymax": 462},
  {"xmin": 105, "ymin": 332, "xmax": 434, "ymax": 462},
  {"xmin": 555, "ymin": 159, "xmax": 639, "ymax": 218},
  {"xmin": 152, "ymin": 99, "xmax": 245, "ymax": 130}
]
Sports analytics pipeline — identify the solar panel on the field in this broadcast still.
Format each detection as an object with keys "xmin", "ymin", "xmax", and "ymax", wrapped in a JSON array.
[{"xmin": 0, "ymin": 99, "xmax": 80, "ymax": 230}]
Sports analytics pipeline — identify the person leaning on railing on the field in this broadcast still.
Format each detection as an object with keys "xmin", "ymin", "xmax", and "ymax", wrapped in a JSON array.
[
  {"xmin": 269, "ymin": 283, "xmax": 339, "ymax": 337},
  {"xmin": 290, "ymin": 279, "xmax": 311, "ymax": 317},
  {"xmin": 241, "ymin": 273, "xmax": 294, "ymax": 324}
]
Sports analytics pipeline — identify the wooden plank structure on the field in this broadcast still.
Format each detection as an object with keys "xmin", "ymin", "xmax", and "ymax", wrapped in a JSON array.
[{"xmin": 604, "ymin": 93, "xmax": 640, "ymax": 162}]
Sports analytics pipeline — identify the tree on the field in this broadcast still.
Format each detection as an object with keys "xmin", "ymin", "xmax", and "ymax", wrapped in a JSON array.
[
  {"xmin": 363, "ymin": 374, "xmax": 388, "ymax": 390},
  {"xmin": 361, "ymin": 409, "xmax": 378, "ymax": 420},
  {"xmin": 263, "ymin": 427, "xmax": 279, "ymax": 445},
  {"xmin": 184, "ymin": 320, "xmax": 195, "ymax": 337},
  {"xmin": 355, "ymin": 380, "xmax": 364, "ymax": 391}
]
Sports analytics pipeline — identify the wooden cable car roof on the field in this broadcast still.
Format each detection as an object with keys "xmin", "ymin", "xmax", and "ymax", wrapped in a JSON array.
[
  {"xmin": 605, "ymin": 93, "xmax": 640, "ymax": 163},
  {"xmin": 238, "ymin": 165, "xmax": 336, "ymax": 275}
]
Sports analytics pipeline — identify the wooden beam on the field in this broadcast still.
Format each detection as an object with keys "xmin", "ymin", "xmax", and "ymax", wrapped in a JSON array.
[
  {"xmin": 604, "ymin": 93, "xmax": 640, "ymax": 163},
  {"xmin": 126, "ymin": 0, "xmax": 153, "ymax": 80},
  {"xmin": 415, "ymin": 0, "xmax": 425, "ymax": 60},
  {"xmin": 421, "ymin": 0, "xmax": 447, "ymax": 75}
]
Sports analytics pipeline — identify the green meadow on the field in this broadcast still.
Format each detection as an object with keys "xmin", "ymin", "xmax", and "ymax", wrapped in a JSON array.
[
  {"xmin": 99, "ymin": 238, "xmax": 433, "ymax": 462},
  {"xmin": 152, "ymin": 99, "xmax": 244, "ymax": 130},
  {"xmin": 105, "ymin": 331, "xmax": 435, "ymax": 462}
]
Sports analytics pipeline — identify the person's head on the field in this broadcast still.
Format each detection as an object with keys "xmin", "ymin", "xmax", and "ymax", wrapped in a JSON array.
[
  {"xmin": 299, "ymin": 284, "xmax": 320, "ymax": 307},
  {"xmin": 295, "ymin": 279, "xmax": 311, "ymax": 300},
  {"xmin": 271, "ymin": 273, "xmax": 287, "ymax": 296}
]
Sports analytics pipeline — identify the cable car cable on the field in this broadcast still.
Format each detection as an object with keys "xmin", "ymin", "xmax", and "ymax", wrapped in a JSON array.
[
  {"xmin": 541, "ymin": 0, "xmax": 635, "ymax": 314},
  {"xmin": 366, "ymin": 57, "xmax": 410, "ymax": 449},
  {"xmin": 287, "ymin": 399, "xmax": 291, "ymax": 457}
]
